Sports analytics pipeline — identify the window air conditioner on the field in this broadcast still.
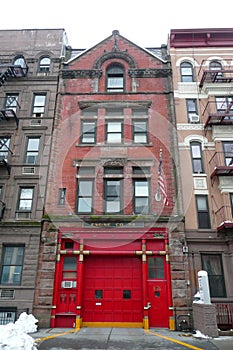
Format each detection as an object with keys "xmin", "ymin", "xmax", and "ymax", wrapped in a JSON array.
[
  {"xmin": 61, "ymin": 281, "xmax": 76, "ymax": 288},
  {"xmin": 189, "ymin": 114, "xmax": 200, "ymax": 123}
]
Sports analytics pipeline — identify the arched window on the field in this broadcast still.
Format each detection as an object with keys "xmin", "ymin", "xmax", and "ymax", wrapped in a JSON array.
[
  {"xmin": 180, "ymin": 61, "xmax": 194, "ymax": 82},
  {"xmin": 106, "ymin": 64, "xmax": 124, "ymax": 92},
  {"xmin": 38, "ymin": 57, "xmax": 51, "ymax": 73},
  {"xmin": 209, "ymin": 60, "xmax": 223, "ymax": 79},
  {"xmin": 13, "ymin": 56, "xmax": 26, "ymax": 68}
]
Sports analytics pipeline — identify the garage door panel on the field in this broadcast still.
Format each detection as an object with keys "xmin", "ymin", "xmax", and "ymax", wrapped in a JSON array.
[{"xmin": 83, "ymin": 256, "xmax": 142, "ymax": 323}]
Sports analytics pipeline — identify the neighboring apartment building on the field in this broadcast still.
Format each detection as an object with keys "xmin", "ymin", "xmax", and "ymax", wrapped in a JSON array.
[
  {"xmin": 170, "ymin": 28, "xmax": 233, "ymax": 329},
  {"xmin": 0, "ymin": 29, "xmax": 67, "ymax": 324},
  {"xmin": 33, "ymin": 30, "xmax": 186, "ymax": 329}
]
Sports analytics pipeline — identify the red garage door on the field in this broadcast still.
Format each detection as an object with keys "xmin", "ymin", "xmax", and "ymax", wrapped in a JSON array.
[{"xmin": 82, "ymin": 256, "xmax": 143, "ymax": 324}]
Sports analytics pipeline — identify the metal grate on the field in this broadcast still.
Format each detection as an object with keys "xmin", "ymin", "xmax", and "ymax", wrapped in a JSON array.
[{"xmin": 0, "ymin": 289, "xmax": 15, "ymax": 299}]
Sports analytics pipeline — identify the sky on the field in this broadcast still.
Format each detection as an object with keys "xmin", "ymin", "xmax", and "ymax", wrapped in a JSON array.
[{"xmin": 1, "ymin": 0, "xmax": 233, "ymax": 49}]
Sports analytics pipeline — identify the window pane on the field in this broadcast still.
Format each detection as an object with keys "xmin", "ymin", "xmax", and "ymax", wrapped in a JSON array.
[
  {"xmin": 1, "ymin": 246, "xmax": 24, "ymax": 285},
  {"xmin": 196, "ymin": 196, "xmax": 207, "ymax": 210},
  {"xmin": 135, "ymin": 198, "xmax": 148, "ymax": 213},
  {"xmin": 202, "ymin": 254, "xmax": 226, "ymax": 297},
  {"xmin": 148, "ymin": 257, "xmax": 164, "ymax": 279},
  {"xmin": 107, "ymin": 122, "xmax": 121, "ymax": 132},
  {"xmin": 106, "ymin": 200, "xmax": 120, "ymax": 213},
  {"xmin": 135, "ymin": 181, "xmax": 148, "ymax": 196},
  {"xmin": 63, "ymin": 257, "xmax": 76, "ymax": 270},
  {"xmin": 134, "ymin": 134, "xmax": 147, "ymax": 143},
  {"xmin": 78, "ymin": 198, "xmax": 92, "ymax": 212},
  {"xmin": 79, "ymin": 181, "xmax": 93, "ymax": 196}
]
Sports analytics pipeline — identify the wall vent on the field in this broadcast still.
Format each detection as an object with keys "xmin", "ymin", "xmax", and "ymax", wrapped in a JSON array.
[
  {"xmin": 22, "ymin": 167, "xmax": 35, "ymax": 174},
  {"xmin": 16, "ymin": 212, "xmax": 31, "ymax": 220},
  {"xmin": 0, "ymin": 289, "xmax": 15, "ymax": 299},
  {"xmin": 30, "ymin": 119, "xmax": 41, "ymax": 126}
]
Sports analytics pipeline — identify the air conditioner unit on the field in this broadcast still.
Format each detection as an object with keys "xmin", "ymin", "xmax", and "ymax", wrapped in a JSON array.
[
  {"xmin": 189, "ymin": 114, "xmax": 200, "ymax": 123},
  {"xmin": 61, "ymin": 281, "xmax": 76, "ymax": 288},
  {"xmin": 22, "ymin": 167, "xmax": 35, "ymax": 174}
]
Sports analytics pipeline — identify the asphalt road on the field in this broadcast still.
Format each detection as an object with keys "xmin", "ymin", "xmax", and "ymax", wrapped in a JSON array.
[{"xmin": 33, "ymin": 327, "xmax": 232, "ymax": 350}]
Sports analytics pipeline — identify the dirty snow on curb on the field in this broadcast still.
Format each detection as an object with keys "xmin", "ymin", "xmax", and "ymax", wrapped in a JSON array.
[{"xmin": 0, "ymin": 313, "xmax": 38, "ymax": 350}]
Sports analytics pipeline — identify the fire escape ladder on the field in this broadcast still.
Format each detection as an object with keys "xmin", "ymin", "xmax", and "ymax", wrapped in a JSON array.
[{"xmin": 0, "ymin": 139, "xmax": 13, "ymax": 175}]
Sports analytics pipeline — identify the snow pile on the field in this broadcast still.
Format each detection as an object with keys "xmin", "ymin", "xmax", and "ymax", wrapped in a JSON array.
[
  {"xmin": 0, "ymin": 313, "xmax": 38, "ymax": 350},
  {"xmin": 193, "ymin": 330, "xmax": 210, "ymax": 339}
]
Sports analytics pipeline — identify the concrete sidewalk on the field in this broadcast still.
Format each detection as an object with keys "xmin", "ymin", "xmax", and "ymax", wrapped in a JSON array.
[{"xmin": 30, "ymin": 327, "xmax": 233, "ymax": 350}]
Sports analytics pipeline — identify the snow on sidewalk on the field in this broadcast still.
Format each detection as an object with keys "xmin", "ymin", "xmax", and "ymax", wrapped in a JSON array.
[{"xmin": 0, "ymin": 313, "xmax": 38, "ymax": 350}]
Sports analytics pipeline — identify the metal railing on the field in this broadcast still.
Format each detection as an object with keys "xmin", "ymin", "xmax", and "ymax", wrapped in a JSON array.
[{"xmin": 215, "ymin": 303, "xmax": 233, "ymax": 330}]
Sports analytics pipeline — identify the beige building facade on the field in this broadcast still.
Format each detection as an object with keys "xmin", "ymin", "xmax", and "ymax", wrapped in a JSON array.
[{"xmin": 170, "ymin": 28, "xmax": 233, "ymax": 329}]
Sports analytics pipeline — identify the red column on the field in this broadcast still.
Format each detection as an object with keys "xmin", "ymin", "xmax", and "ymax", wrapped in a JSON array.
[
  {"xmin": 141, "ymin": 239, "xmax": 149, "ymax": 329},
  {"xmin": 76, "ymin": 240, "xmax": 84, "ymax": 329},
  {"xmin": 50, "ymin": 232, "xmax": 62, "ymax": 327}
]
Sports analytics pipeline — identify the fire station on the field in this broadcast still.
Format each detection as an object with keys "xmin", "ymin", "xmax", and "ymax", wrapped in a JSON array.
[{"xmin": 33, "ymin": 30, "xmax": 185, "ymax": 329}]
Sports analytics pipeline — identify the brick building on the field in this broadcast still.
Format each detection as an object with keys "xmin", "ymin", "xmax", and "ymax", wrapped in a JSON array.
[
  {"xmin": 34, "ymin": 30, "xmax": 186, "ymax": 329},
  {"xmin": 0, "ymin": 29, "xmax": 67, "ymax": 324},
  {"xmin": 170, "ymin": 28, "xmax": 233, "ymax": 330}
]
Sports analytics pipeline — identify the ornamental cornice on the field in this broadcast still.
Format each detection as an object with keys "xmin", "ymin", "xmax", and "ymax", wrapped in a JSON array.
[
  {"xmin": 62, "ymin": 69, "xmax": 102, "ymax": 79},
  {"xmin": 93, "ymin": 51, "xmax": 137, "ymax": 69},
  {"xmin": 128, "ymin": 68, "xmax": 171, "ymax": 78}
]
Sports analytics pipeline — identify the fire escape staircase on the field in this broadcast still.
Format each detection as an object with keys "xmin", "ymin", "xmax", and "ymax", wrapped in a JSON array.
[{"xmin": 0, "ymin": 64, "xmax": 28, "ymax": 128}]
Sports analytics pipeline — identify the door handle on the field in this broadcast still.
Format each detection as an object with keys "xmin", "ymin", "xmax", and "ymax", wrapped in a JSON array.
[{"xmin": 144, "ymin": 302, "xmax": 151, "ymax": 310}]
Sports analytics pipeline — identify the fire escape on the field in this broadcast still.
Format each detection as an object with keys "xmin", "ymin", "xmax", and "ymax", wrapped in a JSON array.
[
  {"xmin": 199, "ymin": 60, "xmax": 233, "ymax": 234},
  {"xmin": 0, "ymin": 63, "xmax": 28, "ymax": 187}
]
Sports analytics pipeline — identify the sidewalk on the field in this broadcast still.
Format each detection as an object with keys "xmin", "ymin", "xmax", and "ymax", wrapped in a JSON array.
[{"xmin": 30, "ymin": 327, "xmax": 233, "ymax": 349}]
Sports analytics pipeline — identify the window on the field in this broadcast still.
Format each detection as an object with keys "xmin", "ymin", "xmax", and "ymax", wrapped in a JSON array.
[
  {"xmin": 38, "ymin": 57, "xmax": 51, "ymax": 73},
  {"xmin": 62, "ymin": 256, "xmax": 77, "ymax": 279},
  {"xmin": 222, "ymin": 142, "xmax": 233, "ymax": 166},
  {"xmin": 134, "ymin": 180, "xmax": 149, "ymax": 214},
  {"xmin": 209, "ymin": 60, "xmax": 223, "ymax": 79},
  {"xmin": 77, "ymin": 180, "xmax": 93, "ymax": 213},
  {"xmin": 148, "ymin": 257, "xmax": 164, "ymax": 279},
  {"xmin": 0, "ymin": 246, "xmax": 24, "ymax": 285},
  {"xmin": 0, "ymin": 138, "xmax": 10, "ymax": 161},
  {"xmin": 186, "ymin": 99, "xmax": 199, "ymax": 123},
  {"xmin": 180, "ymin": 61, "xmax": 194, "ymax": 82},
  {"xmin": 231, "ymin": 193, "xmax": 233, "ymax": 216},
  {"xmin": 81, "ymin": 121, "xmax": 96, "ymax": 144},
  {"xmin": 5, "ymin": 94, "xmax": 18, "ymax": 114},
  {"xmin": 13, "ymin": 56, "xmax": 26, "ymax": 68},
  {"xmin": 190, "ymin": 142, "xmax": 204, "ymax": 173},
  {"xmin": 107, "ymin": 64, "xmax": 124, "ymax": 92},
  {"xmin": 32, "ymin": 94, "xmax": 46, "ymax": 118},
  {"xmin": 106, "ymin": 121, "xmax": 122, "ymax": 143},
  {"xmin": 25, "ymin": 137, "xmax": 40, "ymax": 164},
  {"xmin": 17, "ymin": 188, "xmax": 34, "ymax": 211},
  {"xmin": 215, "ymin": 96, "xmax": 233, "ymax": 113},
  {"xmin": 195, "ymin": 195, "xmax": 210, "ymax": 229},
  {"xmin": 201, "ymin": 254, "xmax": 226, "ymax": 297},
  {"xmin": 104, "ymin": 168, "xmax": 123, "ymax": 214},
  {"xmin": 133, "ymin": 121, "xmax": 148, "ymax": 143},
  {"xmin": 133, "ymin": 167, "xmax": 150, "ymax": 175},
  {"xmin": 58, "ymin": 188, "xmax": 66, "ymax": 205}
]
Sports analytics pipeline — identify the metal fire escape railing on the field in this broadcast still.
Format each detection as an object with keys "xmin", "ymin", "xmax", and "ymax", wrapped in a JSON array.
[
  {"xmin": 198, "ymin": 59, "xmax": 233, "ymax": 88},
  {"xmin": 0, "ymin": 64, "xmax": 28, "ymax": 87},
  {"xmin": 0, "ymin": 139, "xmax": 13, "ymax": 175},
  {"xmin": 0, "ymin": 96, "xmax": 20, "ymax": 128},
  {"xmin": 202, "ymin": 101, "xmax": 233, "ymax": 129},
  {"xmin": 215, "ymin": 206, "xmax": 233, "ymax": 233},
  {"xmin": 209, "ymin": 152, "xmax": 233, "ymax": 184}
]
